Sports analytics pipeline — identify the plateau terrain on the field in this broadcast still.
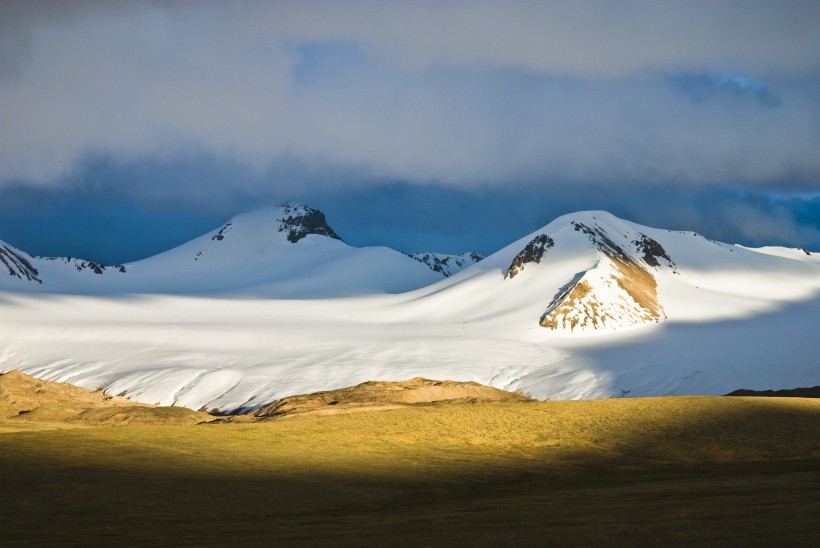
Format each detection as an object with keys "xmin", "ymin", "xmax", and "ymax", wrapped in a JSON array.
[{"xmin": 1, "ymin": 372, "xmax": 819, "ymax": 546}]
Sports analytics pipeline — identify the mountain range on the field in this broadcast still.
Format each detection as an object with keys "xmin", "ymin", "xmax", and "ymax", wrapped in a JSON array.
[
  {"xmin": 1, "ymin": 202, "xmax": 818, "ymax": 412},
  {"xmin": 0, "ymin": 202, "xmax": 481, "ymax": 297}
]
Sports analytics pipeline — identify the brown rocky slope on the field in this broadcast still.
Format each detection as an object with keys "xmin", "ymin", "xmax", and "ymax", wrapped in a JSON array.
[{"xmin": 0, "ymin": 370, "xmax": 213, "ymax": 425}]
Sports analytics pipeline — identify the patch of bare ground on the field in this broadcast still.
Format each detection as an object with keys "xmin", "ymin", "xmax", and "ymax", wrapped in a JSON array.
[
  {"xmin": 248, "ymin": 377, "xmax": 532, "ymax": 419},
  {"xmin": 0, "ymin": 370, "xmax": 213, "ymax": 428},
  {"xmin": 540, "ymin": 279, "xmax": 595, "ymax": 330},
  {"xmin": 540, "ymin": 252, "xmax": 664, "ymax": 330},
  {"xmin": 610, "ymin": 254, "xmax": 664, "ymax": 320}
]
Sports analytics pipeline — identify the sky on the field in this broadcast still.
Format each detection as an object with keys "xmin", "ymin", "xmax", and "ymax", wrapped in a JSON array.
[{"xmin": 1, "ymin": 0, "xmax": 819, "ymax": 263}]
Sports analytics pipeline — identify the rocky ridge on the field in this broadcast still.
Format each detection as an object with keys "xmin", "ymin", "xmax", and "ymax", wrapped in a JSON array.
[
  {"xmin": 0, "ymin": 243, "xmax": 41, "ymax": 283},
  {"xmin": 408, "ymin": 251, "xmax": 483, "ymax": 277}
]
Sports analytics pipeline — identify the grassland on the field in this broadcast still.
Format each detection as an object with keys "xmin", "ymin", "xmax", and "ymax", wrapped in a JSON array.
[{"xmin": 2, "ymin": 396, "xmax": 820, "ymax": 546}]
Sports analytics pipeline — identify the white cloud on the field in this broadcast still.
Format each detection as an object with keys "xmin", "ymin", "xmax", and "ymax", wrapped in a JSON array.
[{"xmin": 0, "ymin": 0, "xmax": 819, "ymax": 188}]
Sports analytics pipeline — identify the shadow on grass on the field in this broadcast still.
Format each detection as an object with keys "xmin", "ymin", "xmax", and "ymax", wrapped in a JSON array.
[{"xmin": 1, "ymin": 397, "xmax": 820, "ymax": 547}]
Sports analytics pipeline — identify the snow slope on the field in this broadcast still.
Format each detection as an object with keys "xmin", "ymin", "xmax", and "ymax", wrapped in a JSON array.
[{"xmin": 1, "ymin": 209, "xmax": 819, "ymax": 411}]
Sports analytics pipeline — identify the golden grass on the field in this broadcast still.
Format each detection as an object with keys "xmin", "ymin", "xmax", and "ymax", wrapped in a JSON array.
[{"xmin": 2, "ymin": 396, "xmax": 820, "ymax": 546}]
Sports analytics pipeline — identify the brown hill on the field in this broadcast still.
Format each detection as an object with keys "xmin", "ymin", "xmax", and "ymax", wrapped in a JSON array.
[
  {"xmin": 0, "ymin": 370, "xmax": 213, "ymax": 426},
  {"xmin": 250, "ymin": 377, "xmax": 532, "ymax": 419}
]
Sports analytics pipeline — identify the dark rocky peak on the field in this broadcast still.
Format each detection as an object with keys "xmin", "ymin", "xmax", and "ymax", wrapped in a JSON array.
[
  {"xmin": 0, "ymin": 244, "xmax": 41, "ymax": 283},
  {"xmin": 632, "ymin": 234, "xmax": 675, "ymax": 269},
  {"xmin": 277, "ymin": 202, "xmax": 344, "ymax": 244},
  {"xmin": 506, "ymin": 234, "xmax": 554, "ymax": 279},
  {"xmin": 209, "ymin": 203, "xmax": 344, "ymax": 245}
]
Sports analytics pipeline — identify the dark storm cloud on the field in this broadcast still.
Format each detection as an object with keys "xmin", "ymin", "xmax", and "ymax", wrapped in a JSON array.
[{"xmin": 0, "ymin": 1, "xmax": 818, "ymax": 261}]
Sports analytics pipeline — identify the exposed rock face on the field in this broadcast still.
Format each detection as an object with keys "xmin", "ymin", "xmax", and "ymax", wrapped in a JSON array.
[
  {"xmin": 506, "ymin": 234, "xmax": 555, "ymax": 279},
  {"xmin": 539, "ymin": 254, "xmax": 665, "ymax": 331},
  {"xmin": 278, "ymin": 202, "xmax": 343, "ymax": 244},
  {"xmin": 408, "ymin": 251, "xmax": 483, "ymax": 277},
  {"xmin": 538, "ymin": 222, "xmax": 668, "ymax": 331},
  {"xmin": 633, "ymin": 234, "xmax": 674, "ymax": 268},
  {"xmin": 0, "ymin": 244, "xmax": 41, "ymax": 283},
  {"xmin": 572, "ymin": 222, "xmax": 629, "ymax": 261}
]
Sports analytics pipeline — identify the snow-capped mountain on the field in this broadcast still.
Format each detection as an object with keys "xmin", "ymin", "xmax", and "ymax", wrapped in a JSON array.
[
  {"xmin": 0, "ymin": 202, "xmax": 443, "ymax": 297},
  {"xmin": 1, "ymin": 209, "xmax": 818, "ymax": 411},
  {"xmin": 504, "ymin": 216, "xmax": 674, "ymax": 331},
  {"xmin": 403, "ymin": 210, "xmax": 820, "ymax": 331},
  {"xmin": 406, "ymin": 251, "xmax": 483, "ymax": 277}
]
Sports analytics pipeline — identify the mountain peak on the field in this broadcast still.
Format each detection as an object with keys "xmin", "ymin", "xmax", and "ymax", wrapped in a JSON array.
[
  {"xmin": 501, "ymin": 210, "xmax": 678, "ymax": 332},
  {"xmin": 276, "ymin": 202, "xmax": 344, "ymax": 243},
  {"xmin": 547, "ymin": 210, "xmax": 622, "ymax": 227},
  {"xmin": 215, "ymin": 202, "xmax": 344, "ymax": 245}
]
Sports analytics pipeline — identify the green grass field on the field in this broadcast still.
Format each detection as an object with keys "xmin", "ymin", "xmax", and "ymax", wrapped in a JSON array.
[{"xmin": 2, "ymin": 396, "xmax": 820, "ymax": 546}]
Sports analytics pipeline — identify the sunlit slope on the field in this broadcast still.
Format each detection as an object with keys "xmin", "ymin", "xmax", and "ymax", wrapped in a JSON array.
[
  {"xmin": 2, "ymin": 396, "xmax": 820, "ymax": 545},
  {"xmin": 4, "ymin": 396, "xmax": 820, "ymax": 465},
  {"xmin": 0, "ymin": 370, "xmax": 212, "ymax": 430}
]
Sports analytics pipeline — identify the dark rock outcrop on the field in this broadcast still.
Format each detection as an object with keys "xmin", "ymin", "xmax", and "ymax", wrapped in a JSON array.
[
  {"xmin": 0, "ymin": 244, "xmax": 41, "ymax": 283},
  {"xmin": 44, "ymin": 256, "xmax": 126, "ymax": 275},
  {"xmin": 506, "ymin": 234, "xmax": 554, "ymax": 279},
  {"xmin": 212, "ymin": 222, "xmax": 232, "ymax": 241},
  {"xmin": 633, "ymin": 234, "xmax": 674, "ymax": 268},
  {"xmin": 572, "ymin": 222, "xmax": 630, "ymax": 262},
  {"xmin": 277, "ymin": 203, "xmax": 344, "ymax": 244}
]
